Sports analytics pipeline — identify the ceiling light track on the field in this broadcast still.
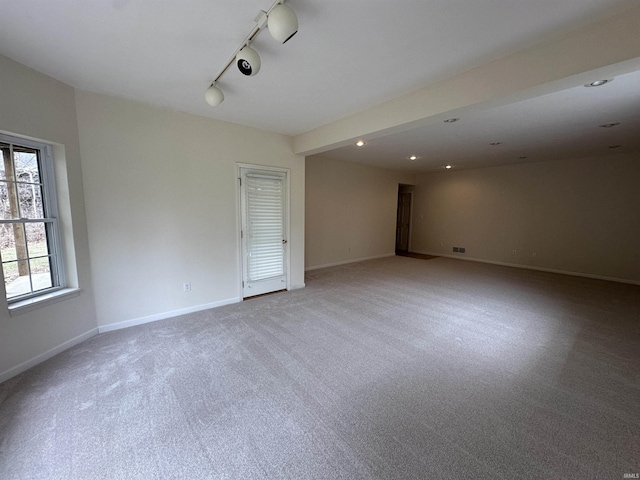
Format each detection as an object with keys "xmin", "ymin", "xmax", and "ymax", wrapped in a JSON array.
[{"xmin": 205, "ymin": 0, "xmax": 299, "ymax": 107}]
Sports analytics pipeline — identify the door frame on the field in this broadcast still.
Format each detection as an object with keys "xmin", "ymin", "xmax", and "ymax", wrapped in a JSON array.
[
  {"xmin": 395, "ymin": 188, "xmax": 413, "ymax": 252},
  {"xmin": 236, "ymin": 163, "xmax": 291, "ymax": 299}
]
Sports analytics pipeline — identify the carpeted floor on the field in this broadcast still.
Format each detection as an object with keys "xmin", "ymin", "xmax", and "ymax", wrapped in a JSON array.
[{"xmin": 1, "ymin": 256, "xmax": 639, "ymax": 479}]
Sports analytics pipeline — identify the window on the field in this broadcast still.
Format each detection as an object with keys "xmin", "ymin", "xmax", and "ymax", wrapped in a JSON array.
[{"xmin": 0, "ymin": 134, "xmax": 64, "ymax": 302}]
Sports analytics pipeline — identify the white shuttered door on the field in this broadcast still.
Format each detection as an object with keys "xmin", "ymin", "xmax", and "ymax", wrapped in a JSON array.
[{"xmin": 240, "ymin": 169, "xmax": 288, "ymax": 298}]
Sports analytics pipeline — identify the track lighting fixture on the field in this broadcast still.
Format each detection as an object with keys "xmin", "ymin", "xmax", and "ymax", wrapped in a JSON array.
[
  {"xmin": 204, "ymin": 0, "xmax": 299, "ymax": 107},
  {"xmin": 205, "ymin": 83, "xmax": 224, "ymax": 107},
  {"xmin": 236, "ymin": 45, "xmax": 261, "ymax": 76},
  {"xmin": 267, "ymin": 4, "xmax": 298, "ymax": 43}
]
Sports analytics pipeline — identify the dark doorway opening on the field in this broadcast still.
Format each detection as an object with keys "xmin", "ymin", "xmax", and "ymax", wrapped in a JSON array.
[{"xmin": 395, "ymin": 184, "xmax": 413, "ymax": 253}]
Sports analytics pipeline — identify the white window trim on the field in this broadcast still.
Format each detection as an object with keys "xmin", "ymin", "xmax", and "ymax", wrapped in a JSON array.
[
  {"xmin": 8, "ymin": 287, "xmax": 81, "ymax": 316},
  {"xmin": 0, "ymin": 133, "xmax": 66, "ymax": 304}
]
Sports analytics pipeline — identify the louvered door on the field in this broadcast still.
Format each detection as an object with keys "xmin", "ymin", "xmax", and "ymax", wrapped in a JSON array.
[{"xmin": 240, "ymin": 168, "xmax": 288, "ymax": 298}]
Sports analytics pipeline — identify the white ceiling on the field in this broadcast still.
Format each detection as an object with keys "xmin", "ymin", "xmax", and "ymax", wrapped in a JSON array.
[
  {"xmin": 1, "ymin": 0, "xmax": 639, "ymax": 171},
  {"xmin": 318, "ymin": 69, "xmax": 640, "ymax": 172}
]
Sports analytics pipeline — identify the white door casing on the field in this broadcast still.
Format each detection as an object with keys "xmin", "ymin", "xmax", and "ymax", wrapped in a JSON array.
[{"xmin": 239, "ymin": 166, "xmax": 289, "ymax": 298}]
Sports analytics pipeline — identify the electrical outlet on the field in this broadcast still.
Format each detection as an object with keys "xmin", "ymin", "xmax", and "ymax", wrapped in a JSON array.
[
  {"xmin": 459, "ymin": 247, "xmax": 465, "ymax": 253},
  {"xmin": 512, "ymin": 249, "xmax": 517, "ymax": 255},
  {"xmin": 183, "ymin": 282, "xmax": 191, "ymax": 292},
  {"xmin": 453, "ymin": 247, "xmax": 459, "ymax": 252}
]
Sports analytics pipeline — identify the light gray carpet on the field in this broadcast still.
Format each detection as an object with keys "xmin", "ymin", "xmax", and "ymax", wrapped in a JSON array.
[{"xmin": 1, "ymin": 256, "xmax": 639, "ymax": 479}]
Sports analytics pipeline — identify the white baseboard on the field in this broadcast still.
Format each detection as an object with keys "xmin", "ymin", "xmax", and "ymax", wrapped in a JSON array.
[
  {"xmin": 0, "ymin": 327, "xmax": 99, "ymax": 384},
  {"xmin": 413, "ymin": 251, "xmax": 640, "ymax": 286},
  {"xmin": 305, "ymin": 253, "xmax": 396, "ymax": 271},
  {"xmin": 98, "ymin": 297, "xmax": 241, "ymax": 333}
]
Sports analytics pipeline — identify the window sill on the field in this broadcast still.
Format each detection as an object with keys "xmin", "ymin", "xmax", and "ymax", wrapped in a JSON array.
[{"xmin": 9, "ymin": 288, "xmax": 82, "ymax": 316}]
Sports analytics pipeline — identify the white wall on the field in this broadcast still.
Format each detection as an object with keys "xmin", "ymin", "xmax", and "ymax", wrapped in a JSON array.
[
  {"xmin": 0, "ymin": 55, "xmax": 98, "ymax": 381},
  {"xmin": 305, "ymin": 156, "xmax": 414, "ymax": 269},
  {"xmin": 75, "ymin": 91, "xmax": 305, "ymax": 329},
  {"xmin": 411, "ymin": 153, "xmax": 640, "ymax": 283}
]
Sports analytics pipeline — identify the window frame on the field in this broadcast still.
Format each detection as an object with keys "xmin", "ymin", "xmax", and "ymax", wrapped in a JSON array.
[{"xmin": 0, "ymin": 133, "xmax": 66, "ymax": 303}]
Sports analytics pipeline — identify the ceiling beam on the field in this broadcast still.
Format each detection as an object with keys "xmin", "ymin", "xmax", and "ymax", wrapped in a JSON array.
[{"xmin": 293, "ymin": 5, "xmax": 640, "ymax": 156}]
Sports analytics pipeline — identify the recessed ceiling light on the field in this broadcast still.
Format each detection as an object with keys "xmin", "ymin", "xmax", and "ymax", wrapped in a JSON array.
[
  {"xmin": 599, "ymin": 122, "xmax": 620, "ymax": 128},
  {"xmin": 444, "ymin": 118, "xmax": 459, "ymax": 123},
  {"xmin": 408, "ymin": 155, "xmax": 418, "ymax": 161},
  {"xmin": 355, "ymin": 140, "xmax": 365, "ymax": 147},
  {"xmin": 585, "ymin": 79, "xmax": 612, "ymax": 87},
  {"xmin": 444, "ymin": 165, "xmax": 453, "ymax": 169},
  {"xmin": 489, "ymin": 142, "xmax": 502, "ymax": 146}
]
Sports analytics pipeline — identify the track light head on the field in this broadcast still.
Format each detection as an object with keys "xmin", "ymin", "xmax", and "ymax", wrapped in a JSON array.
[
  {"xmin": 236, "ymin": 45, "xmax": 261, "ymax": 76},
  {"xmin": 205, "ymin": 1, "xmax": 298, "ymax": 105},
  {"xmin": 205, "ymin": 84, "xmax": 224, "ymax": 107},
  {"xmin": 268, "ymin": 4, "xmax": 298, "ymax": 44}
]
